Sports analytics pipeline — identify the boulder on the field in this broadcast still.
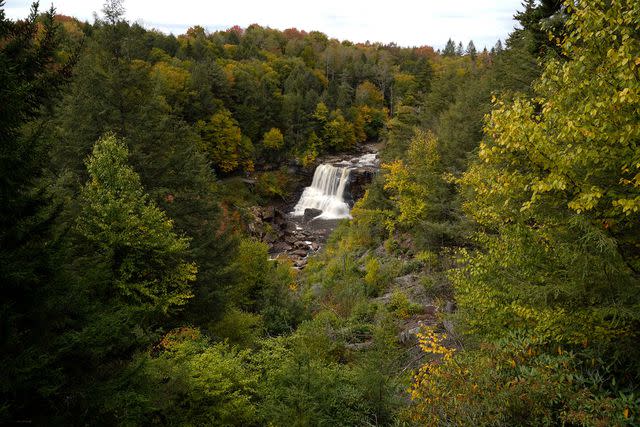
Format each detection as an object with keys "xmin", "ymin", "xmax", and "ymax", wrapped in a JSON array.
[
  {"xmin": 303, "ymin": 208, "xmax": 322, "ymax": 221},
  {"xmin": 284, "ymin": 235, "xmax": 298, "ymax": 244},
  {"xmin": 273, "ymin": 208, "xmax": 287, "ymax": 225},
  {"xmin": 398, "ymin": 326, "xmax": 422, "ymax": 345},
  {"xmin": 444, "ymin": 301, "xmax": 457, "ymax": 313},
  {"xmin": 443, "ymin": 320, "xmax": 455, "ymax": 336},
  {"xmin": 347, "ymin": 168, "xmax": 375, "ymax": 202},
  {"xmin": 294, "ymin": 259, "xmax": 308, "ymax": 269},
  {"xmin": 263, "ymin": 231, "xmax": 281, "ymax": 244},
  {"xmin": 345, "ymin": 341, "xmax": 374, "ymax": 351},
  {"xmin": 271, "ymin": 242, "xmax": 293, "ymax": 252},
  {"xmin": 262, "ymin": 206, "xmax": 275, "ymax": 221}
]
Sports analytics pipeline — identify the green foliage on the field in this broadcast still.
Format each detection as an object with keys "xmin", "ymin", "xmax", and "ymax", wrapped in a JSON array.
[
  {"xmin": 128, "ymin": 328, "xmax": 259, "ymax": 426},
  {"xmin": 14, "ymin": 0, "xmax": 640, "ymax": 424},
  {"xmin": 198, "ymin": 108, "xmax": 254, "ymax": 173},
  {"xmin": 355, "ymin": 80, "xmax": 384, "ymax": 108},
  {"xmin": 76, "ymin": 134, "xmax": 196, "ymax": 313},
  {"xmin": 323, "ymin": 109, "xmax": 357, "ymax": 150},
  {"xmin": 410, "ymin": 331, "xmax": 640, "ymax": 426},
  {"xmin": 227, "ymin": 239, "xmax": 304, "ymax": 334},
  {"xmin": 363, "ymin": 256, "xmax": 383, "ymax": 294},
  {"xmin": 255, "ymin": 313, "xmax": 404, "ymax": 426},
  {"xmin": 387, "ymin": 290, "xmax": 422, "ymax": 319},
  {"xmin": 382, "ymin": 129, "xmax": 445, "ymax": 230},
  {"xmin": 410, "ymin": 1, "xmax": 640, "ymax": 424},
  {"xmin": 262, "ymin": 127, "xmax": 284, "ymax": 150},
  {"xmin": 210, "ymin": 307, "xmax": 263, "ymax": 347},
  {"xmin": 256, "ymin": 337, "xmax": 368, "ymax": 426},
  {"xmin": 300, "ymin": 131, "xmax": 320, "ymax": 167},
  {"xmin": 254, "ymin": 169, "xmax": 290, "ymax": 200}
]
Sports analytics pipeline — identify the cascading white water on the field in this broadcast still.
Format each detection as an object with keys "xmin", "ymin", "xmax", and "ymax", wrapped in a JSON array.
[{"xmin": 291, "ymin": 164, "xmax": 352, "ymax": 220}]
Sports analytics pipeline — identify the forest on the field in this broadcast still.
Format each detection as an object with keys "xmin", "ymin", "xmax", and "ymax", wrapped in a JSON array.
[{"xmin": 1, "ymin": 0, "xmax": 639, "ymax": 425}]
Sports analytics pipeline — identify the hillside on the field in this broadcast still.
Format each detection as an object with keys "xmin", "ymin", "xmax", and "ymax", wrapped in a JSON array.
[{"xmin": 1, "ymin": 0, "xmax": 639, "ymax": 425}]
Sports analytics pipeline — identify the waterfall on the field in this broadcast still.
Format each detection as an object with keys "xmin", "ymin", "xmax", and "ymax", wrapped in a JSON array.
[{"xmin": 291, "ymin": 164, "xmax": 352, "ymax": 220}]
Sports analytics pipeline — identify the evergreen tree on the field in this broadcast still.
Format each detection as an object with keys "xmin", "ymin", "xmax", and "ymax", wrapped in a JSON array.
[
  {"xmin": 49, "ymin": 134, "xmax": 197, "ymax": 422},
  {"xmin": 466, "ymin": 40, "xmax": 477, "ymax": 59},
  {"xmin": 0, "ymin": 2, "xmax": 76, "ymax": 421},
  {"xmin": 442, "ymin": 38, "xmax": 456, "ymax": 56},
  {"xmin": 51, "ymin": 8, "xmax": 238, "ymax": 329}
]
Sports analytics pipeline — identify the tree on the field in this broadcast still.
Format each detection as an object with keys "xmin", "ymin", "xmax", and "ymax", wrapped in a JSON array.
[
  {"xmin": 382, "ymin": 130, "xmax": 444, "ymax": 230},
  {"xmin": 117, "ymin": 328, "xmax": 259, "ymax": 425},
  {"xmin": 412, "ymin": 1, "xmax": 640, "ymax": 423},
  {"xmin": 513, "ymin": 0, "xmax": 566, "ymax": 57},
  {"xmin": 443, "ymin": 38, "xmax": 456, "ymax": 56},
  {"xmin": 466, "ymin": 40, "xmax": 477, "ymax": 59},
  {"xmin": 493, "ymin": 39, "xmax": 503, "ymax": 53},
  {"xmin": 262, "ymin": 127, "xmax": 284, "ymax": 150},
  {"xmin": 198, "ymin": 109, "xmax": 253, "ymax": 173},
  {"xmin": 52, "ymin": 6, "xmax": 238, "ymax": 334},
  {"xmin": 0, "ymin": 3, "xmax": 76, "ymax": 420},
  {"xmin": 41, "ymin": 134, "xmax": 198, "ymax": 422},
  {"xmin": 355, "ymin": 80, "xmax": 384, "ymax": 108},
  {"xmin": 102, "ymin": 0, "xmax": 125, "ymax": 24},
  {"xmin": 75, "ymin": 134, "xmax": 196, "ymax": 314},
  {"xmin": 0, "ymin": 1, "xmax": 74, "ymax": 289},
  {"xmin": 323, "ymin": 109, "xmax": 356, "ymax": 150}
]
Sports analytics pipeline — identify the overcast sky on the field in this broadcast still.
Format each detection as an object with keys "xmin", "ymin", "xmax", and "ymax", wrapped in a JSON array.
[{"xmin": 5, "ymin": 0, "xmax": 523, "ymax": 50}]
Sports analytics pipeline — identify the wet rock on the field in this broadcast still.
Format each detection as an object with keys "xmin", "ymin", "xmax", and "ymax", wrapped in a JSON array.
[
  {"xmin": 273, "ymin": 209, "xmax": 287, "ymax": 225},
  {"xmin": 272, "ymin": 242, "xmax": 293, "ymax": 252},
  {"xmin": 263, "ymin": 231, "xmax": 281, "ymax": 244},
  {"xmin": 304, "ymin": 208, "xmax": 322, "ymax": 221},
  {"xmin": 285, "ymin": 222, "xmax": 298, "ymax": 232},
  {"xmin": 347, "ymin": 168, "xmax": 376, "ymax": 202},
  {"xmin": 290, "ymin": 249, "xmax": 308, "ymax": 257},
  {"xmin": 294, "ymin": 241, "xmax": 309, "ymax": 249},
  {"xmin": 294, "ymin": 259, "xmax": 308, "ymax": 268},
  {"xmin": 284, "ymin": 235, "xmax": 298, "ymax": 244}
]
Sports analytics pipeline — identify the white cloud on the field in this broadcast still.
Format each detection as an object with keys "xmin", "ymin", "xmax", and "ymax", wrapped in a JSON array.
[{"xmin": 4, "ymin": 0, "xmax": 521, "ymax": 49}]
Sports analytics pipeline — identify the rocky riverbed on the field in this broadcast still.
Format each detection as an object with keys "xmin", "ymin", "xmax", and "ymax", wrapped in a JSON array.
[{"xmin": 248, "ymin": 206, "xmax": 342, "ymax": 268}]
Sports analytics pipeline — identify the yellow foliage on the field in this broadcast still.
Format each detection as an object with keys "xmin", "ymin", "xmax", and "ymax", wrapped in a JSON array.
[
  {"xmin": 382, "ymin": 130, "xmax": 441, "ymax": 229},
  {"xmin": 262, "ymin": 127, "xmax": 284, "ymax": 150}
]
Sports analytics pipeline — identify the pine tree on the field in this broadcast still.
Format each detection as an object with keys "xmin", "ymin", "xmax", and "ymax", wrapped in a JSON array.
[
  {"xmin": 0, "ymin": 3, "xmax": 77, "ymax": 420},
  {"xmin": 39, "ymin": 134, "xmax": 199, "ymax": 422},
  {"xmin": 51, "ymin": 9, "xmax": 238, "ymax": 328},
  {"xmin": 442, "ymin": 38, "xmax": 456, "ymax": 56},
  {"xmin": 465, "ymin": 40, "xmax": 477, "ymax": 60}
]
